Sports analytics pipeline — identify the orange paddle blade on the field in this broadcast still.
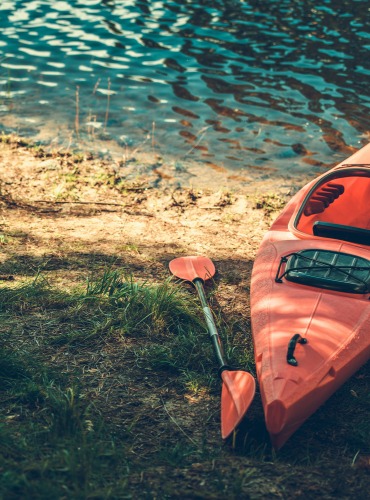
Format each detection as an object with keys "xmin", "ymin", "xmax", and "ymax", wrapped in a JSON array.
[
  {"xmin": 220, "ymin": 370, "xmax": 256, "ymax": 439},
  {"xmin": 169, "ymin": 256, "xmax": 216, "ymax": 282}
]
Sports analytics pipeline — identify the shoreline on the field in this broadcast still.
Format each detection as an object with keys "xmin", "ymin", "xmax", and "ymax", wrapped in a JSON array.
[{"xmin": 0, "ymin": 130, "xmax": 315, "ymax": 194}]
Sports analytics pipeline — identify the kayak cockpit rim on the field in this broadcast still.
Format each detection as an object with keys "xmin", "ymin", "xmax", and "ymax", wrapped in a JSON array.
[{"xmin": 290, "ymin": 166, "xmax": 370, "ymax": 244}]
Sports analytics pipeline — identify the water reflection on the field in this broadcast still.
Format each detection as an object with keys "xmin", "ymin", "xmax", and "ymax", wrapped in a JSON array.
[{"xmin": 0, "ymin": 0, "xmax": 369, "ymax": 182}]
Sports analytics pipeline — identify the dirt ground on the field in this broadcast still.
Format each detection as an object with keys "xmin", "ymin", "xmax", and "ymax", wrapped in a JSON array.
[
  {"xmin": 1, "ymin": 135, "xmax": 369, "ymax": 499},
  {"xmin": 0, "ymin": 135, "xmax": 296, "ymax": 282}
]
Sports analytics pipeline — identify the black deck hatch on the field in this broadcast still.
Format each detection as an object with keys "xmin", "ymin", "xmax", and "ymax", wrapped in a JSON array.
[{"xmin": 276, "ymin": 249, "xmax": 370, "ymax": 294}]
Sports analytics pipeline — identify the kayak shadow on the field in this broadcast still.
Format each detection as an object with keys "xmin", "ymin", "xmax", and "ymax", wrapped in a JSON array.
[
  {"xmin": 225, "ymin": 359, "xmax": 370, "ymax": 463},
  {"xmin": 224, "ymin": 392, "xmax": 273, "ymax": 457}
]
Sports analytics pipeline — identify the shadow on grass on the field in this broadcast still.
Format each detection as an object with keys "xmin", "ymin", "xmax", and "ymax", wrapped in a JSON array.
[{"xmin": 1, "ymin": 240, "xmax": 369, "ymax": 498}]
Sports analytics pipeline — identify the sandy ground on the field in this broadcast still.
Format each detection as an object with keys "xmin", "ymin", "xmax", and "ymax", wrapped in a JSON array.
[{"xmin": 0, "ymin": 135, "xmax": 297, "ymax": 280}]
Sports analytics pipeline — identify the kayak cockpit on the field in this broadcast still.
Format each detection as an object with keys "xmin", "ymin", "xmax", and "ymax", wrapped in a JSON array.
[{"xmin": 294, "ymin": 167, "xmax": 370, "ymax": 245}]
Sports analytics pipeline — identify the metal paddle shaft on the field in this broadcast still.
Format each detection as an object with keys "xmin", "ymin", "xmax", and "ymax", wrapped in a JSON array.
[
  {"xmin": 169, "ymin": 255, "xmax": 256, "ymax": 439},
  {"xmin": 193, "ymin": 278, "xmax": 229, "ymax": 371}
]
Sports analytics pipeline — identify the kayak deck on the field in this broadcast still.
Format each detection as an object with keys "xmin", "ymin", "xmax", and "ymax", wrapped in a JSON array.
[
  {"xmin": 252, "ymin": 239, "xmax": 370, "ymax": 449},
  {"xmin": 250, "ymin": 145, "xmax": 370, "ymax": 449}
]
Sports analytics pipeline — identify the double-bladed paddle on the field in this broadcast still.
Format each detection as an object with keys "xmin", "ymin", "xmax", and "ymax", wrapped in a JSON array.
[{"xmin": 169, "ymin": 255, "xmax": 255, "ymax": 439}]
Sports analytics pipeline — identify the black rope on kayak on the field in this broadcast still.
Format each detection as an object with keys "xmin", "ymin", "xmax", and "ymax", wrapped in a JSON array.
[
  {"xmin": 275, "ymin": 252, "xmax": 370, "ymax": 290},
  {"xmin": 287, "ymin": 334, "xmax": 307, "ymax": 366},
  {"xmin": 275, "ymin": 254, "xmax": 293, "ymax": 283}
]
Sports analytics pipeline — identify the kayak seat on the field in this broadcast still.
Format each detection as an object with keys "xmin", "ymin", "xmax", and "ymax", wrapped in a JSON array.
[
  {"xmin": 313, "ymin": 222, "xmax": 370, "ymax": 246},
  {"xmin": 277, "ymin": 249, "xmax": 370, "ymax": 294},
  {"xmin": 304, "ymin": 183, "xmax": 345, "ymax": 216}
]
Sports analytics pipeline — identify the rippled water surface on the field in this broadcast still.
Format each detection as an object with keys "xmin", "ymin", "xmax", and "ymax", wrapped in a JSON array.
[{"xmin": 1, "ymin": 0, "xmax": 369, "ymax": 181}]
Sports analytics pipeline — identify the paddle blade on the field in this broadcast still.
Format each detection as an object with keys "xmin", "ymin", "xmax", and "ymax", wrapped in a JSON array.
[
  {"xmin": 169, "ymin": 256, "xmax": 216, "ymax": 282},
  {"xmin": 220, "ymin": 370, "xmax": 256, "ymax": 439}
]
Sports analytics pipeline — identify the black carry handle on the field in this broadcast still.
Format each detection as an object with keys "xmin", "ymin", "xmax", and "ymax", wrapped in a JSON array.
[{"xmin": 287, "ymin": 334, "xmax": 307, "ymax": 366}]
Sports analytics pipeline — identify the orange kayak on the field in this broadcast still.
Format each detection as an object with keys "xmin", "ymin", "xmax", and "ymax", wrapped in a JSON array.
[{"xmin": 250, "ymin": 143, "xmax": 370, "ymax": 449}]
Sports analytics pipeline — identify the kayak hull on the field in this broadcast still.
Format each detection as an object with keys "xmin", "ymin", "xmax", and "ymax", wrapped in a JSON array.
[{"xmin": 250, "ymin": 143, "xmax": 370, "ymax": 449}]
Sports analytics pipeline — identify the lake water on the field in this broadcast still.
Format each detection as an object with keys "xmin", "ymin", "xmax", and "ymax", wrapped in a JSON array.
[{"xmin": 0, "ymin": 0, "xmax": 369, "ymax": 184}]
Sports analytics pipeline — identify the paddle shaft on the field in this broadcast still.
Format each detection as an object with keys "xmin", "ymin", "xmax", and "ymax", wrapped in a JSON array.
[{"xmin": 193, "ymin": 278, "xmax": 228, "ymax": 370}]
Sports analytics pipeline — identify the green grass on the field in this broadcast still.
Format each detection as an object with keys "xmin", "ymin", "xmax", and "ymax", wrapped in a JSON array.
[
  {"xmin": 250, "ymin": 192, "xmax": 288, "ymax": 218},
  {"xmin": 0, "ymin": 269, "xmax": 219, "ymax": 498},
  {"xmin": 1, "ymin": 267, "xmax": 369, "ymax": 498},
  {"xmin": 0, "ymin": 342, "xmax": 122, "ymax": 498}
]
